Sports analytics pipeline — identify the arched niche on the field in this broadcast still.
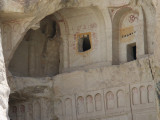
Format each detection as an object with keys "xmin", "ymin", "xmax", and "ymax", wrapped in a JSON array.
[
  {"xmin": 65, "ymin": 98, "xmax": 73, "ymax": 120},
  {"xmin": 8, "ymin": 7, "xmax": 106, "ymax": 76},
  {"xmin": 95, "ymin": 93, "xmax": 102, "ymax": 111},
  {"xmin": 132, "ymin": 87, "xmax": 140, "ymax": 105},
  {"xmin": 9, "ymin": 106, "xmax": 17, "ymax": 120},
  {"xmin": 86, "ymin": 95, "xmax": 94, "ymax": 113},
  {"xmin": 140, "ymin": 86, "xmax": 147, "ymax": 104},
  {"xmin": 106, "ymin": 91, "xmax": 115, "ymax": 109},
  {"xmin": 8, "ymin": 16, "xmax": 61, "ymax": 77},
  {"xmin": 112, "ymin": 7, "xmax": 147, "ymax": 64},
  {"xmin": 77, "ymin": 96, "xmax": 85, "ymax": 114},
  {"xmin": 117, "ymin": 90, "xmax": 125, "ymax": 108}
]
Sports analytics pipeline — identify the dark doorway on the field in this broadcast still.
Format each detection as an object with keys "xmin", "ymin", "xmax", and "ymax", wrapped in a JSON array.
[
  {"xmin": 78, "ymin": 34, "xmax": 91, "ymax": 52},
  {"xmin": 132, "ymin": 46, "xmax": 136, "ymax": 60},
  {"xmin": 127, "ymin": 43, "xmax": 137, "ymax": 62}
]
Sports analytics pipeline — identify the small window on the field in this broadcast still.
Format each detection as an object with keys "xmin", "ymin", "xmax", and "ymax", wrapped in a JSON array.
[
  {"xmin": 127, "ymin": 43, "xmax": 137, "ymax": 62},
  {"xmin": 77, "ymin": 33, "xmax": 91, "ymax": 53}
]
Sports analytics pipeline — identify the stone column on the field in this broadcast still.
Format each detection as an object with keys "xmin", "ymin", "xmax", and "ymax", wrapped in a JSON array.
[{"xmin": 0, "ymin": 26, "xmax": 10, "ymax": 120}]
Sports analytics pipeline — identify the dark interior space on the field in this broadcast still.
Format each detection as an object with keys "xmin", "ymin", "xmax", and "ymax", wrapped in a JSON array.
[
  {"xmin": 127, "ymin": 43, "xmax": 137, "ymax": 62},
  {"xmin": 78, "ymin": 34, "xmax": 91, "ymax": 52}
]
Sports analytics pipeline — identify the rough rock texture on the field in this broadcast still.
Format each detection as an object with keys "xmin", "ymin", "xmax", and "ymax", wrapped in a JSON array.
[
  {"xmin": 0, "ymin": 0, "xmax": 160, "ymax": 120},
  {"xmin": 0, "ymin": 28, "xmax": 10, "ymax": 120}
]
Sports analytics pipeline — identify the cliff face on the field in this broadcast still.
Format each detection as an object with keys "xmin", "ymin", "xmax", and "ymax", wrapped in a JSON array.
[{"xmin": 1, "ymin": 0, "xmax": 160, "ymax": 120}]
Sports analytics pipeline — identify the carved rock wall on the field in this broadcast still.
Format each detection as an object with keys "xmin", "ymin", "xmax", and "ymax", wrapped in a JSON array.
[
  {"xmin": 0, "ymin": 0, "xmax": 160, "ymax": 120},
  {"xmin": 8, "ymin": 55, "xmax": 158, "ymax": 120},
  {"xmin": 0, "ymin": 27, "xmax": 10, "ymax": 120}
]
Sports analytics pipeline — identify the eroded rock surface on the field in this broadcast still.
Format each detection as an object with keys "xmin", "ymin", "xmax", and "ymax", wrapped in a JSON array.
[{"xmin": 1, "ymin": 0, "xmax": 160, "ymax": 120}]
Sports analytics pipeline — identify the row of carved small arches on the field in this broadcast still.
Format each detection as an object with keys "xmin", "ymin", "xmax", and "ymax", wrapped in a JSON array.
[
  {"xmin": 10, "ymin": 105, "xmax": 26, "ymax": 120},
  {"xmin": 77, "ymin": 93, "xmax": 103, "ymax": 114},
  {"xmin": 3, "ymin": 24, "xmax": 22, "ymax": 34},
  {"xmin": 55, "ymin": 94, "xmax": 103, "ymax": 116},
  {"xmin": 105, "ymin": 90, "xmax": 125, "ymax": 109},
  {"xmin": 57, "ymin": 85, "xmax": 154, "ymax": 116},
  {"xmin": 11, "ymin": 105, "xmax": 25, "ymax": 113},
  {"xmin": 57, "ymin": 90, "xmax": 125, "ymax": 116},
  {"xmin": 76, "ymin": 90, "xmax": 125, "ymax": 114},
  {"xmin": 11, "ymin": 102, "xmax": 41, "ymax": 119},
  {"xmin": 132, "ymin": 85, "xmax": 154, "ymax": 105}
]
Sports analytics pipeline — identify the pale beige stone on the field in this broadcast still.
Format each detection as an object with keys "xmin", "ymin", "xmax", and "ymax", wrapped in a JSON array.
[{"xmin": 0, "ymin": 0, "xmax": 160, "ymax": 120}]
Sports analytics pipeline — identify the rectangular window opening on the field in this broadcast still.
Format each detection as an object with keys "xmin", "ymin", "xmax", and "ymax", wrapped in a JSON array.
[
  {"xmin": 78, "ymin": 33, "xmax": 91, "ymax": 53},
  {"xmin": 127, "ymin": 43, "xmax": 137, "ymax": 62}
]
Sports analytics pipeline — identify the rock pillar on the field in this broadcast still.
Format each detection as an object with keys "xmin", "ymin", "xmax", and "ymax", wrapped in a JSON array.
[{"xmin": 0, "ymin": 26, "xmax": 10, "ymax": 120}]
